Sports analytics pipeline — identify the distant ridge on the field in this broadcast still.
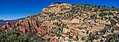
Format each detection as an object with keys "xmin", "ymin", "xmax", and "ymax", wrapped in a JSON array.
[{"xmin": 0, "ymin": 18, "xmax": 24, "ymax": 27}]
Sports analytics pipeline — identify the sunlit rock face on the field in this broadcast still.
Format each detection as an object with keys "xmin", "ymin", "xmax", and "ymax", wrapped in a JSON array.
[{"xmin": 42, "ymin": 3, "xmax": 72, "ymax": 14}]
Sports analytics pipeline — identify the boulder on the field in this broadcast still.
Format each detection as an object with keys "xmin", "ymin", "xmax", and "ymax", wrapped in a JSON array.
[
  {"xmin": 70, "ymin": 18, "xmax": 79, "ymax": 24},
  {"xmin": 63, "ymin": 28, "xmax": 70, "ymax": 33}
]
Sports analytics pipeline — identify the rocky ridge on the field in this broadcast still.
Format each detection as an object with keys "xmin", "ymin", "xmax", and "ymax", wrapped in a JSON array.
[{"xmin": 1, "ymin": 3, "xmax": 119, "ymax": 42}]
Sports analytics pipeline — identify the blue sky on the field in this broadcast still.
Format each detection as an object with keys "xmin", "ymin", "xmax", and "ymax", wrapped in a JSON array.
[{"xmin": 0, "ymin": 0, "xmax": 119, "ymax": 20}]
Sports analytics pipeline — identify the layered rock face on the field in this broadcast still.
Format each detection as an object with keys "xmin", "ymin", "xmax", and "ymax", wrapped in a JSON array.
[{"xmin": 1, "ymin": 3, "xmax": 119, "ymax": 42}]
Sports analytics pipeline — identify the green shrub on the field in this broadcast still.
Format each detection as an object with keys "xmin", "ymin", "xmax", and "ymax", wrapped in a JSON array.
[
  {"xmin": 0, "ymin": 30, "xmax": 30, "ymax": 42},
  {"xmin": 86, "ymin": 32, "xmax": 94, "ymax": 42},
  {"xmin": 110, "ymin": 37, "xmax": 119, "ymax": 42}
]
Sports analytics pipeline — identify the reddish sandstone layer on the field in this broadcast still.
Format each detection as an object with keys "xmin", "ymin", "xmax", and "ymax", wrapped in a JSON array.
[{"xmin": 0, "ymin": 18, "xmax": 57, "ymax": 42}]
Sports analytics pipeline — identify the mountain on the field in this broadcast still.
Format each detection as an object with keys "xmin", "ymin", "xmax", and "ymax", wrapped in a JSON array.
[
  {"xmin": 1, "ymin": 3, "xmax": 119, "ymax": 42},
  {"xmin": 0, "ymin": 20, "xmax": 6, "ymax": 27},
  {"xmin": 0, "ymin": 18, "xmax": 24, "ymax": 27}
]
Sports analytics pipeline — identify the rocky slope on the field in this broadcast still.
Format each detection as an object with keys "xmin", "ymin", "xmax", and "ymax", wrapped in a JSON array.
[{"xmin": 1, "ymin": 3, "xmax": 119, "ymax": 42}]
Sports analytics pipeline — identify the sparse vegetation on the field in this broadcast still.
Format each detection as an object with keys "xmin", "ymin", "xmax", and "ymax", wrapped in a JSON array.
[{"xmin": 0, "ymin": 30, "xmax": 30, "ymax": 42}]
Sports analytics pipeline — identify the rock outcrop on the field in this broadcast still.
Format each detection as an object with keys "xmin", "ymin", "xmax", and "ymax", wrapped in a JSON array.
[{"xmin": 1, "ymin": 2, "xmax": 119, "ymax": 42}]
